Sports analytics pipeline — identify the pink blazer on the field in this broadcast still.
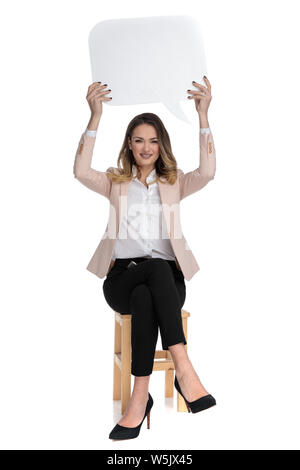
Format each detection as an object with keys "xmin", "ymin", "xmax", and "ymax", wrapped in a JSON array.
[{"xmin": 73, "ymin": 130, "xmax": 216, "ymax": 281}]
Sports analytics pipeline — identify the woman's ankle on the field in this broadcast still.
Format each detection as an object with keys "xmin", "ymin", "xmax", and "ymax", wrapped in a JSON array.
[
  {"xmin": 131, "ymin": 375, "xmax": 150, "ymax": 397},
  {"xmin": 176, "ymin": 360, "xmax": 194, "ymax": 379}
]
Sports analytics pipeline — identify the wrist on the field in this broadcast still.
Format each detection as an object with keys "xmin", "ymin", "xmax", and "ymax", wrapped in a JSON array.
[
  {"xmin": 198, "ymin": 112, "xmax": 209, "ymax": 128},
  {"xmin": 88, "ymin": 114, "xmax": 101, "ymax": 130}
]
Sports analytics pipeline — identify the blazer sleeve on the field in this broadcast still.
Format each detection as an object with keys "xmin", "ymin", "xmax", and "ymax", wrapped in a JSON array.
[
  {"xmin": 73, "ymin": 133, "xmax": 112, "ymax": 199},
  {"xmin": 178, "ymin": 130, "xmax": 216, "ymax": 201}
]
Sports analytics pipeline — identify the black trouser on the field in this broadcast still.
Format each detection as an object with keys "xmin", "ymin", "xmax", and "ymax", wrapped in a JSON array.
[{"xmin": 102, "ymin": 257, "xmax": 186, "ymax": 376}]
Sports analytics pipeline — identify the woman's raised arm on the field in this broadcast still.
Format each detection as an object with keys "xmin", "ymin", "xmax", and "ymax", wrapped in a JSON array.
[
  {"xmin": 179, "ymin": 77, "xmax": 216, "ymax": 200},
  {"xmin": 73, "ymin": 82, "xmax": 113, "ymax": 199}
]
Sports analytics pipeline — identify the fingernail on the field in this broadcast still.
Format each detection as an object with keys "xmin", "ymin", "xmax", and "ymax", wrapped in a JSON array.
[
  {"xmin": 192, "ymin": 81, "xmax": 196, "ymax": 83},
  {"xmin": 204, "ymin": 75, "xmax": 207, "ymax": 78},
  {"xmin": 97, "ymin": 81, "xmax": 101, "ymax": 83}
]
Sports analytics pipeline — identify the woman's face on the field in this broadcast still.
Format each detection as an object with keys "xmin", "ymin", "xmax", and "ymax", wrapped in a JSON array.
[{"xmin": 128, "ymin": 124, "xmax": 160, "ymax": 171}]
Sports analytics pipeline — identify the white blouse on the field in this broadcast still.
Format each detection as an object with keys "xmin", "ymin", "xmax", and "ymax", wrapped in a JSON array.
[
  {"xmin": 84, "ymin": 127, "xmax": 211, "ymax": 261},
  {"xmin": 112, "ymin": 164, "xmax": 177, "ymax": 261}
]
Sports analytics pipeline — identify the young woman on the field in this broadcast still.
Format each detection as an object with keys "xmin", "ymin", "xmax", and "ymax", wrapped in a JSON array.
[{"xmin": 73, "ymin": 77, "xmax": 217, "ymax": 440}]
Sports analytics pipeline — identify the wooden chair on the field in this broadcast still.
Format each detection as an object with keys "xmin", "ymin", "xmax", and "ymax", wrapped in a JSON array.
[{"xmin": 113, "ymin": 309, "xmax": 191, "ymax": 413}]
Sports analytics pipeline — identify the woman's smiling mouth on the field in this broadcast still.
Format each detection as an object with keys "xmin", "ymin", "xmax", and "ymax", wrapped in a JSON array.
[{"xmin": 140, "ymin": 153, "xmax": 152, "ymax": 159}]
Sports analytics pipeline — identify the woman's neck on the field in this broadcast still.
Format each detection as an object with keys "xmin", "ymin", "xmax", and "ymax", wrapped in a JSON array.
[{"xmin": 137, "ymin": 165, "xmax": 155, "ymax": 181}]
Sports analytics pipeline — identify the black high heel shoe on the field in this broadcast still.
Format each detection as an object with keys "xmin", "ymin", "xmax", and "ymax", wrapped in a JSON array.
[
  {"xmin": 174, "ymin": 375, "xmax": 216, "ymax": 413},
  {"xmin": 109, "ymin": 392, "xmax": 154, "ymax": 440}
]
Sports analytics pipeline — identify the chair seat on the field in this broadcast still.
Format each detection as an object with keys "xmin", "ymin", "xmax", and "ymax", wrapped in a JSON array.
[{"xmin": 113, "ymin": 309, "xmax": 190, "ymax": 413}]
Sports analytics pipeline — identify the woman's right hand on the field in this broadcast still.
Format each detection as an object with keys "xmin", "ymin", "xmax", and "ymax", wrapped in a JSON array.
[{"xmin": 86, "ymin": 82, "xmax": 112, "ymax": 117}]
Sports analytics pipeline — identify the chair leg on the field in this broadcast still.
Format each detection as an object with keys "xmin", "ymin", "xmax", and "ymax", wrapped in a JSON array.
[
  {"xmin": 165, "ymin": 350, "xmax": 174, "ymax": 397},
  {"xmin": 177, "ymin": 315, "xmax": 189, "ymax": 412},
  {"xmin": 113, "ymin": 318, "xmax": 121, "ymax": 400},
  {"xmin": 121, "ymin": 317, "xmax": 132, "ymax": 414},
  {"xmin": 165, "ymin": 369, "xmax": 174, "ymax": 397}
]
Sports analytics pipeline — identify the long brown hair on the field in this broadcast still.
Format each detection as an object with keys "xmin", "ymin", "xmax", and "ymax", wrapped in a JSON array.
[{"xmin": 106, "ymin": 113, "xmax": 178, "ymax": 185}]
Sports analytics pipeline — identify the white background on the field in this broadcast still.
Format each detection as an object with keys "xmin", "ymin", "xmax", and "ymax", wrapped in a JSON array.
[{"xmin": 1, "ymin": 0, "xmax": 300, "ymax": 451}]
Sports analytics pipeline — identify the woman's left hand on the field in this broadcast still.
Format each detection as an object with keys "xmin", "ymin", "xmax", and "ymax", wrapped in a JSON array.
[{"xmin": 187, "ymin": 76, "xmax": 212, "ymax": 115}]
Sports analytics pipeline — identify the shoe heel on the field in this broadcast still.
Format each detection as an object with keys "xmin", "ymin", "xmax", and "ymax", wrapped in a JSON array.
[{"xmin": 146, "ymin": 410, "xmax": 151, "ymax": 429}]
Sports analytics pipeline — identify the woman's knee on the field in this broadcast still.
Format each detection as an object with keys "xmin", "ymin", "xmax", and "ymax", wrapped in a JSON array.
[{"xmin": 130, "ymin": 283, "xmax": 151, "ymax": 307}]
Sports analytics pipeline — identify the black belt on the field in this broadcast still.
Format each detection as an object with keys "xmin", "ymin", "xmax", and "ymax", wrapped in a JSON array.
[{"xmin": 113, "ymin": 257, "xmax": 177, "ymax": 269}]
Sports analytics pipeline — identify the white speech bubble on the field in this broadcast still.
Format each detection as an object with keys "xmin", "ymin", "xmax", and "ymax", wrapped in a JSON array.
[{"xmin": 88, "ymin": 15, "xmax": 208, "ymax": 123}]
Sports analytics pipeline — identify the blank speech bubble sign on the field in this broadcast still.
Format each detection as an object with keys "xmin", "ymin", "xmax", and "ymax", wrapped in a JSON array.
[{"xmin": 88, "ymin": 15, "xmax": 208, "ymax": 123}]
